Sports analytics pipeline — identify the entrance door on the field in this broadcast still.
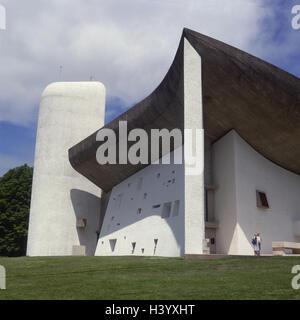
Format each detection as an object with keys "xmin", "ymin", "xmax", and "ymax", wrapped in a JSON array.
[{"xmin": 205, "ymin": 226, "xmax": 217, "ymax": 254}]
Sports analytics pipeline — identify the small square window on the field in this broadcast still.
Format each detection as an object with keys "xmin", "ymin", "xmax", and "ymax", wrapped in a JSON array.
[
  {"xmin": 256, "ymin": 190, "xmax": 269, "ymax": 209},
  {"xmin": 161, "ymin": 202, "xmax": 172, "ymax": 218}
]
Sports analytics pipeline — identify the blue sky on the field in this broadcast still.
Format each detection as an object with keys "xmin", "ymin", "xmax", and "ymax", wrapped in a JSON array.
[{"xmin": 0, "ymin": 0, "xmax": 299, "ymax": 176}]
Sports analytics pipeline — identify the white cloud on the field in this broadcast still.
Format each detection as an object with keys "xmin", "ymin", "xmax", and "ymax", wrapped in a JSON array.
[{"xmin": 0, "ymin": 0, "xmax": 286, "ymax": 126}]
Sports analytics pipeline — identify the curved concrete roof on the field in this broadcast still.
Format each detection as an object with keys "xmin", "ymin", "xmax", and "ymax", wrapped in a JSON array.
[{"xmin": 69, "ymin": 28, "xmax": 300, "ymax": 192}]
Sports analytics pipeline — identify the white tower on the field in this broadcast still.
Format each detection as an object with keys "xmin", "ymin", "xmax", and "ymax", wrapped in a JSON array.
[{"xmin": 27, "ymin": 82, "xmax": 106, "ymax": 256}]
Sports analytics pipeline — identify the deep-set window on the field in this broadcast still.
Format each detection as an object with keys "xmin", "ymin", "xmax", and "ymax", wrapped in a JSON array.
[
  {"xmin": 161, "ymin": 202, "xmax": 172, "ymax": 218},
  {"xmin": 109, "ymin": 239, "xmax": 117, "ymax": 252},
  {"xmin": 256, "ymin": 190, "xmax": 269, "ymax": 209}
]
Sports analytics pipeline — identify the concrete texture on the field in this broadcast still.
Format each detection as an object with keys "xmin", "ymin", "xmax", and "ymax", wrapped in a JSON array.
[
  {"xmin": 293, "ymin": 221, "xmax": 300, "ymax": 236},
  {"xmin": 27, "ymin": 82, "xmax": 105, "ymax": 256},
  {"xmin": 183, "ymin": 38, "xmax": 205, "ymax": 255},
  {"xmin": 72, "ymin": 245, "xmax": 87, "ymax": 256}
]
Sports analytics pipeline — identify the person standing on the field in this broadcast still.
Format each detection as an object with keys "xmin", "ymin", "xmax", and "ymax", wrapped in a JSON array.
[{"xmin": 252, "ymin": 232, "xmax": 262, "ymax": 256}]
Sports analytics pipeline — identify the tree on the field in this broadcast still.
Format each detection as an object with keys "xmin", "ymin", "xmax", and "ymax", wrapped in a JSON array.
[{"xmin": 0, "ymin": 164, "xmax": 33, "ymax": 256}]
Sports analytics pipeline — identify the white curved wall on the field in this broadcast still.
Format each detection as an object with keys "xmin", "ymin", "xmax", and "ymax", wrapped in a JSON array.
[
  {"xmin": 95, "ymin": 151, "xmax": 185, "ymax": 257},
  {"xmin": 213, "ymin": 130, "xmax": 300, "ymax": 255},
  {"xmin": 27, "ymin": 82, "xmax": 105, "ymax": 256}
]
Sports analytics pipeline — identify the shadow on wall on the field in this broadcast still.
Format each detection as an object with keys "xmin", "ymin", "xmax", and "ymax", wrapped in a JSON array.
[
  {"xmin": 100, "ymin": 207, "xmax": 184, "ymax": 256},
  {"xmin": 70, "ymin": 189, "xmax": 101, "ymax": 256},
  {"xmin": 98, "ymin": 170, "xmax": 185, "ymax": 257}
]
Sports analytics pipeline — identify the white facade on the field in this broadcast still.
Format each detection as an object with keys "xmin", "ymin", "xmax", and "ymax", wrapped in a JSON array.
[
  {"xmin": 26, "ymin": 36, "xmax": 300, "ymax": 258},
  {"xmin": 27, "ymin": 82, "xmax": 106, "ymax": 256},
  {"xmin": 27, "ymin": 81, "xmax": 300, "ymax": 257},
  {"xmin": 95, "ymin": 151, "xmax": 185, "ymax": 257},
  {"xmin": 95, "ymin": 129, "xmax": 300, "ymax": 257},
  {"xmin": 213, "ymin": 130, "xmax": 300, "ymax": 255}
]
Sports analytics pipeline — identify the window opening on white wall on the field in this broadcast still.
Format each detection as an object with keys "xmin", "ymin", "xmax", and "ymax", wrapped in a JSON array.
[
  {"xmin": 153, "ymin": 239, "xmax": 158, "ymax": 255},
  {"xmin": 256, "ymin": 190, "xmax": 269, "ymax": 209},
  {"xmin": 109, "ymin": 239, "xmax": 117, "ymax": 252},
  {"xmin": 162, "ymin": 202, "xmax": 172, "ymax": 218},
  {"xmin": 131, "ymin": 242, "xmax": 136, "ymax": 254}
]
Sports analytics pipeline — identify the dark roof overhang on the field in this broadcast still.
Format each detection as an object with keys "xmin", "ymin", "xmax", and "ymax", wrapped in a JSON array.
[{"xmin": 69, "ymin": 28, "xmax": 300, "ymax": 192}]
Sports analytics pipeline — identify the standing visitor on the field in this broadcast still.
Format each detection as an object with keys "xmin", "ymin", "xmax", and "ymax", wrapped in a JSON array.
[{"xmin": 252, "ymin": 232, "xmax": 262, "ymax": 256}]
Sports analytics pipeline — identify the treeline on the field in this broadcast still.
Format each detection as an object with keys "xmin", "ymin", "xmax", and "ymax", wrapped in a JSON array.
[{"xmin": 0, "ymin": 164, "xmax": 33, "ymax": 256}]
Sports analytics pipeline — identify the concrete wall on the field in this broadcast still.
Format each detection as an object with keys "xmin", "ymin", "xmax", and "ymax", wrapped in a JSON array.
[
  {"xmin": 183, "ymin": 38, "xmax": 205, "ymax": 255},
  {"xmin": 212, "ymin": 131, "xmax": 239, "ymax": 254},
  {"xmin": 213, "ymin": 130, "xmax": 300, "ymax": 255},
  {"xmin": 27, "ymin": 82, "xmax": 105, "ymax": 256},
  {"xmin": 95, "ymin": 150, "xmax": 185, "ymax": 257}
]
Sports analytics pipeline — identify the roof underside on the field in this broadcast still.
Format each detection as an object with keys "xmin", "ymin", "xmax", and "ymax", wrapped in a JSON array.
[{"xmin": 69, "ymin": 28, "xmax": 300, "ymax": 192}]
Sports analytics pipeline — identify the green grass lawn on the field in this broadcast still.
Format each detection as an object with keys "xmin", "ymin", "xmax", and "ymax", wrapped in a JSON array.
[{"xmin": 0, "ymin": 256, "xmax": 299, "ymax": 300}]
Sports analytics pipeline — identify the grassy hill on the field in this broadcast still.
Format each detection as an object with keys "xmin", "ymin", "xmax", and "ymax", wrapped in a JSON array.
[{"xmin": 0, "ymin": 256, "xmax": 299, "ymax": 300}]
